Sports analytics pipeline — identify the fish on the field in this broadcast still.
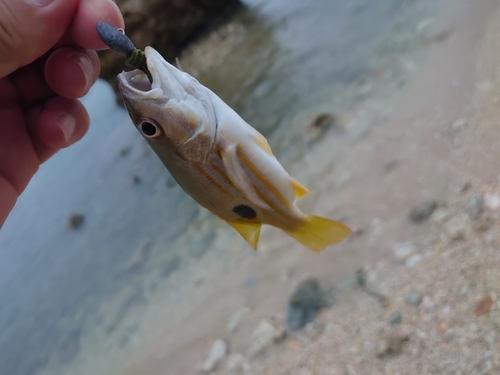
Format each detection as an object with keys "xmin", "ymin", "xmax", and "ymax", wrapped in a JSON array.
[{"xmin": 117, "ymin": 47, "xmax": 352, "ymax": 252}]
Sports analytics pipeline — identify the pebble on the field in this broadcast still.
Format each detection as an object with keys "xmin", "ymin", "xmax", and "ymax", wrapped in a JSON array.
[
  {"xmin": 484, "ymin": 194, "xmax": 500, "ymax": 210},
  {"xmin": 444, "ymin": 216, "xmax": 467, "ymax": 241},
  {"xmin": 355, "ymin": 268, "xmax": 367, "ymax": 287},
  {"xmin": 405, "ymin": 253, "xmax": 423, "ymax": 269},
  {"xmin": 392, "ymin": 242, "xmax": 417, "ymax": 261},
  {"xmin": 430, "ymin": 208, "xmax": 451, "ymax": 225},
  {"xmin": 68, "ymin": 214, "xmax": 85, "ymax": 229},
  {"xmin": 200, "ymin": 339, "xmax": 228, "ymax": 373},
  {"xmin": 406, "ymin": 293, "xmax": 423, "ymax": 306},
  {"xmin": 441, "ymin": 118, "xmax": 468, "ymax": 136},
  {"xmin": 474, "ymin": 296, "xmax": 493, "ymax": 317},
  {"xmin": 388, "ymin": 311, "xmax": 402, "ymax": 325},
  {"xmin": 247, "ymin": 320, "xmax": 286, "ymax": 359},
  {"xmin": 286, "ymin": 278, "xmax": 332, "ymax": 331},
  {"xmin": 304, "ymin": 113, "xmax": 338, "ymax": 143},
  {"xmin": 409, "ymin": 201, "xmax": 438, "ymax": 223},
  {"xmin": 227, "ymin": 307, "xmax": 251, "ymax": 333},
  {"xmin": 465, "ymin": 194, "xmax": 483, "ymax": 219},
  {"xmin": 375, "ymin": 334, "xmax": 409, "ymax": 358}
]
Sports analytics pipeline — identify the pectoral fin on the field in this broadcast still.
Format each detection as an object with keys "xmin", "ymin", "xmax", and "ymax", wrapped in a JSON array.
[
  {"xmin": 221, "ymin": 145, "xmax": 271, "ymax": 210},
  {"xmin": 224, "ymin": 220, "xmax": 262, "ymax": 250},
  {"xmin": 285, "ymin": 215, "xmax": 352, "ymax": 253}
]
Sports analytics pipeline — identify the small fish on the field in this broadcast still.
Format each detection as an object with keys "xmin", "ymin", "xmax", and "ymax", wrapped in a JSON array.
[{"xmin": 116, "ymin": 47, "xmax": 351, "ymax": 252}]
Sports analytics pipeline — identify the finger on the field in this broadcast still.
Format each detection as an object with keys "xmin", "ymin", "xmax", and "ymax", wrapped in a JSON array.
[
  {"xmin": 0, "ymin": 106, "xmax": 39, "ymax": 195},
  {"xmin": 0, "ymin": 175, "xmax": 18, "ymax": 228},
  {"xmin": 0, "ymin": 0, "xmax": 79, "ymax": 77},
  {"xmin": 45, "ymin": 47, "xmax": 100, "ymax": 98},
  {"xmin": 70, "ymin": 0, "xmax": 125, "ymax": 50},
  {"xmin": 28, "ymin": 97, "xmax": 90, "ymax": 162},
  {"xmin": 8, "ymin": 55, "xmax": 52, "ymax": 104}
]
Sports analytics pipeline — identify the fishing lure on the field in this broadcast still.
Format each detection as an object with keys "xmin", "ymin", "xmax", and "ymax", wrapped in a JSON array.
[{"xmin": 96, "ymin": 21, "xmax": 152, "ymax": 82}]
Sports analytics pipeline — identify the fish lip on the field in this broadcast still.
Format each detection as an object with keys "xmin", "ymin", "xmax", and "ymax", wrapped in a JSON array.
[
  {"xmin": 118, "ymin": 69, "xmax": 164, "ymax": 101},
  {"xmin": 117, "ymin": 47, "xmax": 185, "ymax": 102}
]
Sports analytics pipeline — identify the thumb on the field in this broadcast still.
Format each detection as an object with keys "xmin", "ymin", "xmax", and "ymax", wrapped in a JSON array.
[{"xmin": 0, "ymin": 0, "xmax": 79, "ymax": 77}]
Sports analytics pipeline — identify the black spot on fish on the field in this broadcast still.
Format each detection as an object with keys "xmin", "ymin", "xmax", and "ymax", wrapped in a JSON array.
[{"xmin": 233, "ymin": 205, "xmax": 257, "ymax": 219}]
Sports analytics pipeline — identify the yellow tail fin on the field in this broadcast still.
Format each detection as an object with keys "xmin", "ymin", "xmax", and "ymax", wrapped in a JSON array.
[{"xmin": 285, "ymin": 215, "xmax": 352, "ymax": 253}]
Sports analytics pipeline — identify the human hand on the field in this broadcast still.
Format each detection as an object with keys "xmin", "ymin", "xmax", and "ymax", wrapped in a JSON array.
[{"xmin": 0, "ymin": 0, "xmax": 124, "ymax": 227}]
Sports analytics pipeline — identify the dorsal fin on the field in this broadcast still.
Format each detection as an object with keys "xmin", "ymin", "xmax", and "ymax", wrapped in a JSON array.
[
  {"xmin": 224, "ymin": 220, "xmax": 262, "ymax": 250},
  {"xmin": 253, "ymin": 133, "xmax": 273, "ymax": 155},
  {"xmin": 291, "ymin": 178, "xmax": 310, "ymax": 200}
]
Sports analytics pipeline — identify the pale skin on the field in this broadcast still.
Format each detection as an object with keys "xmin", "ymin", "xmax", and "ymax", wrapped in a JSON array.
[{"xmin": 0, "ymin": 0, "xmax": 124, "ymax": 227}]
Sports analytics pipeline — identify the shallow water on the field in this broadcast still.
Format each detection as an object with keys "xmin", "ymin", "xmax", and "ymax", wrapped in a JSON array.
[{"xmin": 0, "ymin": 0, "xmax": 437, "ymax": 373}]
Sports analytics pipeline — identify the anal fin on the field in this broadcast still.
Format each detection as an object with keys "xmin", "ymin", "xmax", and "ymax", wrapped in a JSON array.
[
  {"xmin": 224, "ymin": 220, "xmax": 262, "ymax": 250},
  {"xmin": 285, "ymin": 215, "xmax": 352, "ymax": 253}
]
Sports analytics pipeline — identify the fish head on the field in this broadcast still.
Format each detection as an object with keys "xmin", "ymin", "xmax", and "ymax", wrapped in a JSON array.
[{"xmin": 118, "ymin": 47, "xmax": 217, "ymax": 161}]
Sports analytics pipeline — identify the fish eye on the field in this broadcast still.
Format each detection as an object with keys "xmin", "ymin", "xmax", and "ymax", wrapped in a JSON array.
[{"xmin": 137, "ymin": 118, "xmax": 164, "ymax": 140}]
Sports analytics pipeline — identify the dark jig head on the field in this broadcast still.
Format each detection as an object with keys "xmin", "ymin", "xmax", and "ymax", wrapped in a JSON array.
[{"xmin": 96, "ymin": 21, "xmax": 153, "ymax": 83}]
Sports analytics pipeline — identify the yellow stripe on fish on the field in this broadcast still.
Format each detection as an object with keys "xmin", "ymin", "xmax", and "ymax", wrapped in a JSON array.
[{"xmin": 118, "ymin": 46, "xmax": 352, "ymax": 252}]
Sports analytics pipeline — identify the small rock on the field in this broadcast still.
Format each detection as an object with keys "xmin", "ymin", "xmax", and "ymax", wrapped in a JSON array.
[
  {"xmin": 461, "ymin": 182, "xmax": 472, "ymax": 193},
  {"xmin": 474, "ymin": 296, "xmax": 493, "ymax": 317},
  {"xmin": 286, "ymin": 278, "xmax": 332, "ymax": 331},
  {"xmin": 388, "ymin": 311, "xmax": 402, "ymax": 325},
  {"xmin": 405, "ymin": 253, "xmax": 423, "ymax": 269},
  {"xmin": 304, "ymin": 113, "xmax": 336, "ymax": 143},
  {"xmin": 384, "ymin": 159, "xmax": 399, "ymax": 172},
  {"xmin": 247, "ymin": 320, "xmax": 286, "ymax": 359},
  {"xmin": 479, "ymin": 81, "xmax": 493, "ymax": 91},
  {"xmin": 422, "ymin": 296, "xmax": 436, "ymax": 312},
  {"xmin": 355, "ymin": 268, "xmax": 367, "ymax": 287},
  {"xmin": 465, "ymin": 194, "xmax": 483, "ymax": 219},
  {"xmin": 200, "ymin": 339, "xmax": 227, "ymax": 373},
  {"xmin": 444, "ymin": 216, "xmax": 467, "ymax": 241},
  {"xmin": 392, "ymin": 242, "xmax": 417, "ymax": 261},
  {"xmin": 430, "ymin": 208, "xmax": 451, "ymax": 225},
  {"xmin": 484, "ymin": 194, "xmax": 500, "ymax": 210},
  {"xmin": 406, "ymin": 293, "xmax": 423, "ymax": 307},
  {"xmin": 227, "ymin": 307, "xmax": 251, "ymax": 333},
  {"xmin": 409, "ymin": 201, "xmax": 438, "ymax": 223},
  {"xmin": 442, "ymin": 118, "xmax": 468, "ymax": 136},
  {"xmin": 375, "ymin": 334, "xmax": 409, "ymax": 358},
  {"xmin": 226, "ymin": 354, "xmax": 251, "ymax": 375},
  {"xmin": 68, "ymin": 214, "xmax": 85, "ymax": 229}
]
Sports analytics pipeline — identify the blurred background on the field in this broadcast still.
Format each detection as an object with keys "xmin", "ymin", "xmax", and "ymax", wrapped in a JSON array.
[{"xmin": 2, "ymin": 0, "xmax": 500, "ymax": 374}]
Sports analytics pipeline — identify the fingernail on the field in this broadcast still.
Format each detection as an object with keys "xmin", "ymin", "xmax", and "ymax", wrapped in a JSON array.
[
  {"xmin": 70, "ymin": 53, "xmax": 94, "ymax": 91},
  {"xmin": 27, "ymin": 0, "xmax": 55, "ymax": 7},
  {"xmin": 57, "ymin": 114, "xmax": 76, "ymax": 142}
]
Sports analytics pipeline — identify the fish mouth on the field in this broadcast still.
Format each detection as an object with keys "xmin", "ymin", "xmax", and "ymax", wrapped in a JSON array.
[{"xmin": 117, "ymin": 47, "xmax": 187, "ymax": 102}]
